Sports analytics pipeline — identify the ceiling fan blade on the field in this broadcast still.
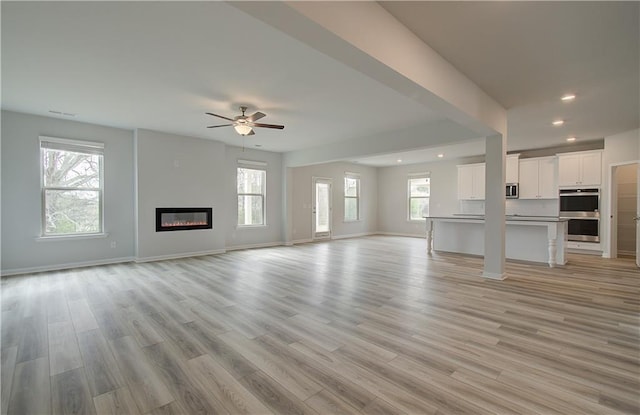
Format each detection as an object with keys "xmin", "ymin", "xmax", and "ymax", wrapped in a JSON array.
[
  {"xmin": 205, "ymin": 112, "xmax": 234, "ymax": 122},
  {"xmin": 207, "ymin": 124, "xmax": 233, "ymax": 128},
  {"xmin": 251, "ymin": 122, "xmax": 285, "ymax": 130},
  {"xmin": 247, "ymin": 112, "xmax": 266, "ymax": 122}
]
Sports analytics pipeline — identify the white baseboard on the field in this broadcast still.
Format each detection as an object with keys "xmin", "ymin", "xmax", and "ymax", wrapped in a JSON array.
[
  {"xmin": 135, "ymin": 249, "xmax": 225, "ymax": 263},
  {"xmin": 375, "ymin": 232, "xmax": 425, "ymax": 238},
  {"xmin": 331, "ymin": 232, "xmax": 376, "ymax": 240},
  {"xmin": 226, "ymin": 241, "xmax": 284, "ymax": 251},
  {"xmin": 1, "ymin": 256, "xmax": 135, "ymax": 277},
  {"xmin": 291, "ymin": 238, "xmax": 313, "ymax": 245}
]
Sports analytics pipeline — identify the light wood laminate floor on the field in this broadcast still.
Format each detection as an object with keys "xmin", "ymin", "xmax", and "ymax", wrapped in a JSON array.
[{"xmin": 2, "ymin": 236, "xmax": 639, "ymax": 414}]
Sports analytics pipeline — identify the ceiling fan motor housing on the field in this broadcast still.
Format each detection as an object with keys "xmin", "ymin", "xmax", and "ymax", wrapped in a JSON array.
[{"xmin": 205, "ymin": 106, "xmax": 284, "ymax": 136}]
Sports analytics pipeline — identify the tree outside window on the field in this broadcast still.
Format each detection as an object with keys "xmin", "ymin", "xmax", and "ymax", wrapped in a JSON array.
[
  {"xmin": 408, "ymin": 176, "xmax": 430, "ymax": 220},
  {"xmin": 41, "ymin": 137, "xmax": 104, "ymax": 236},
  {"xmin": 237, "ymin": 167, "xmax": 266, "ymax": 226}
]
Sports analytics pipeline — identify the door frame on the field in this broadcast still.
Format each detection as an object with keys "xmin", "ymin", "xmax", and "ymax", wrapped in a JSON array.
[
  {"xmin": 312, "ymin": 177, "xmax": 333, "ymax": 240},
  {"xmin": 606, "ymin": 160, "xmax": 639, "ymax": 260}
]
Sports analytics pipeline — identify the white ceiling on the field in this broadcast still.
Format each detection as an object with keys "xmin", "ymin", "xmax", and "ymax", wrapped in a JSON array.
[
  {"xmin": 2, "ymin": 2, "xmax": 638, "ymax": 165},
  {"xmin": 1, "ymin": 1, "xmax": 440, "ymax": 153},
  {"xmin": 353, "ymin": 138, "xmax": 486, "ymax": 167},
  {"xmin": 379, "ymin": 1, "xmax": 639, "ymax": 151}
]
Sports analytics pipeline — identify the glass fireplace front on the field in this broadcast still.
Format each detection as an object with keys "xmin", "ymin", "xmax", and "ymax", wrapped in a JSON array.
[{"xmin": 156, "ymin": 207, "xmax": 213, "ymax": 232}]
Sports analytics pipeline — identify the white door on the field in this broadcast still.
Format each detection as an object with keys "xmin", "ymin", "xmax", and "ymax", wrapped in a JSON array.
[
  {"xmin": 518, "ymin": 159, "xmax": 539, "ymax": 199},
  {"xmin": 472, "ymin": 164, "xmax": 486, "ymax": 200},
  {"xmin": 457, "ymin": 165, "xmax": 474, "ymax": 200},
  {"xmin": 312, "ymin": 178, "xmax": 332, "ymax": 240},
  {"xmin": 558, "ymin": 154, "xmax": 581, "ymax": 186},
  {"xmin": 580, "ymin": 152, "xmax": 602, "ymax": 186},
  {"xmin": 538, "ymin": 157, "xmax": 558, "ymax": 199}
]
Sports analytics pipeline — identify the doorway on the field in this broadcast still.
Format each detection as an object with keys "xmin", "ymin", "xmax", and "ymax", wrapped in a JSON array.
[
  {"xmin": 312, "ymin": 178, "xmax": 332, "ymax": 240},
  {"xmin": 609, "ymin": 161, "xmax": 639, "ymax": 266}
]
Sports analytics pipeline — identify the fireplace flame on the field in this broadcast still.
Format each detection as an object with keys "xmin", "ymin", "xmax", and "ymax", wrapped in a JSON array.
[{"xmin": 161, "ymin": 220, "xmax": 208, "ymax": 227}]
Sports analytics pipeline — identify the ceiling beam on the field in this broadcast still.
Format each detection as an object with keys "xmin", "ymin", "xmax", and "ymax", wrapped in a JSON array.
[
  {"xmin": 232, "ymin": 1, "xmax": 506, "ymax": 142},
  {"xmin": 283, "ymin": 119, "xmax": 479, "ymax": 167}
]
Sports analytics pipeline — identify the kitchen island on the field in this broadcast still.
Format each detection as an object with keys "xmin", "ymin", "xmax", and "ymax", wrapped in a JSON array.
[{"xmin": 424, "ymin": 215, "xmax": 569, "ymax": 267}]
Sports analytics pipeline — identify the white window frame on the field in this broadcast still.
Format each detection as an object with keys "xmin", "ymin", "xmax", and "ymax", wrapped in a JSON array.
[
  {"xmin": 407, "ymin": 173, "xmax": 430, "ymax": 222},
  {"xmin": 40, "ymin": 136, "xmax": 105, "ymax": 237},
  {"xmin": 344, "ymin": 173, "xmax": 361, "ymax": 222},
  {"xmin": 237, "ymin": 160, "xmax": 267, "ymax": 227}
]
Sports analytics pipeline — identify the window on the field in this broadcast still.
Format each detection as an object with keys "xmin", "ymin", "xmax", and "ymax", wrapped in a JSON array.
[
  {"xmin": 40, "ymin": 136, "xmax": 104, "ymax": 236},
  {"xmin": 408, "ymin": 175, "xmax": 430, "ymax": 220},
  {"xmin": 237, "ymin": 167, "xmax": 266, "ymax": 226},
  {"xmin": 344, "ymin": 174, "xmax": 360, "ymax": 221}
]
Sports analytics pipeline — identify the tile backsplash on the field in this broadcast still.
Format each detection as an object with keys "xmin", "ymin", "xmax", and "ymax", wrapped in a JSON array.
[{"xmin": 459, "ymin": 199, "xmax": 559, "ymax": 217}]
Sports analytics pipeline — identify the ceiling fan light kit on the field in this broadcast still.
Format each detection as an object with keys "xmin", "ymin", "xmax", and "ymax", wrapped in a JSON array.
[
  {"xmin": 206, "ymin": 106, "xmax": 284, "ymax": 136},
  {"xmin": 233, "ymin": 124, "xmax": 253, "ymax": 136}
]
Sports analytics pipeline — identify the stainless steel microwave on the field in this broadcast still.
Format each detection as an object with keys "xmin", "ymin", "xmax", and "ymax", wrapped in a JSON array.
[{"xmin": 506, "ymin": 183, "xmax": 519, "ymax": 199}]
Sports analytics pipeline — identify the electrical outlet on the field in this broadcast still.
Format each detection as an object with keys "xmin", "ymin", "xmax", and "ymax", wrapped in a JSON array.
[{"xmin": 110, "ymin": 241, "xmax": 117, "ymax": 249}]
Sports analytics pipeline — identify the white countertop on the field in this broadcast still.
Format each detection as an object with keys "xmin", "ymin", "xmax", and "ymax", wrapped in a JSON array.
[{"xmin": 424, "ymin": 215, "xmax": 569, "ymax": 223}]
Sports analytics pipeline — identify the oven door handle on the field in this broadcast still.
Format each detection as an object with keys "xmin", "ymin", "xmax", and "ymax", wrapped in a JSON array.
[{"xmin": 559, "ymin": 192, "xmax": 600, "ymax": 196}]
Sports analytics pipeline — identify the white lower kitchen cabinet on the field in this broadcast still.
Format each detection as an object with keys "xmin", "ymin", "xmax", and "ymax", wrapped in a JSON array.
[{"xmin": 425, "ymin": 216, "xmax": 568, "ymax": 267}]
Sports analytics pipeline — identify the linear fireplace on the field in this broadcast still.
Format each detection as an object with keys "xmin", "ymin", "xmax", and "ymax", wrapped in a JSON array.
[{"xmin": 156, "ymin": 207, "xmax": 213, "ymax": 232}]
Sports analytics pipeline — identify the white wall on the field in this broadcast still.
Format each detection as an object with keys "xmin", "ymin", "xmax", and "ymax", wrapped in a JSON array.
[
  {"xmin": 135, "ymin": 129, "xmax": 227, "ymax": 261},
  {"xmin": 225, "ymin": 145, "xmax": 283, "ymax": 249},
  {"xmin": 1, "ymin": 111, "xmax": 135, "ymax": 273},
  {"xmin": 1, "ymin": 114, "xmax": 286, "ymax": 274},
  {"xmin": 378, "ymin": 160, "xmax": 459, "ymax": 236},
  {"xmin": 602, "ymin": 128, "xmax": 640, "ymax": 257},
  {"xmin": 290, "ymin": 162, "xmax": 377, "ymax": 242}
]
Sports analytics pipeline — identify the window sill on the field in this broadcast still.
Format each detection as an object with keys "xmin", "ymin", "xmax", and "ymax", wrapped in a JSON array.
[
  {"xmin": 36, "ymin": 233, "xmax": 108, "ymax": 242},
  {"xmin": 237, "ymin": 225, "xmax": 267, "ymax": 229},
  {"xmin": 343, "ymin": 220, "xmax": 362, "ymax": 223}
]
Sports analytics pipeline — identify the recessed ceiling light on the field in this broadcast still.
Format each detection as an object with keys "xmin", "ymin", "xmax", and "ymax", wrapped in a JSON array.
[
  {"xmin": 566, "ymin": 137, "xmax": 576, "ymax": 142},
  {"xmin": 561, "ymin": 94, "xmax": 576, "ymax": 101},
  {"xmin": 552, "ymin": 120, "xmax": 565, "ymax": 126},
  {"xmin": 397, "ymin": 159, "xmax": 402, "ymax": 163},
  {"xmin": 437, "ymin": 153, "xmax": 444, "ymax": 158}
]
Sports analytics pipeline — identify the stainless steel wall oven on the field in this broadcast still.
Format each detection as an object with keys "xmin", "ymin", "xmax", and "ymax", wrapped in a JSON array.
[{"xmin": 559, "ymin": 188, "xmax": 600, "ymax": 242}]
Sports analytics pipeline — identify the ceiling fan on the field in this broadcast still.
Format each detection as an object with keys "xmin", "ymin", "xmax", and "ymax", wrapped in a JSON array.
[{"xmin": 206, "ymin": 106, "xmax": 284, "ymax": 136}]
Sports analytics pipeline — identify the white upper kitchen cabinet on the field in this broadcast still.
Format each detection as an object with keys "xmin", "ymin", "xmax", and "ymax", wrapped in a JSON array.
[
  {"xmin": 557, "ymin": 150, "xmax": 602, "ymax": 187},
  {"xmin": 519, "ymin": 156, "xmax": 557, "ymax": 199},
  {"xmin": 457, "ymin": 163, "xmax": 485, "ymax": 200},
  {"xmin": 506, "ymin": 154, "xmax": 520, "ymax": 184}
]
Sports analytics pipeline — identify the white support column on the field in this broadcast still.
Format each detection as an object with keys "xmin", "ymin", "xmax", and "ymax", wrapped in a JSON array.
[
  {"xmin": 283, "ymin": 166, "xmax": 294, "ymax": 246},
  {"xmin": 483, "ymin": 134, "xmax": 506, "ymax": 280}
]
